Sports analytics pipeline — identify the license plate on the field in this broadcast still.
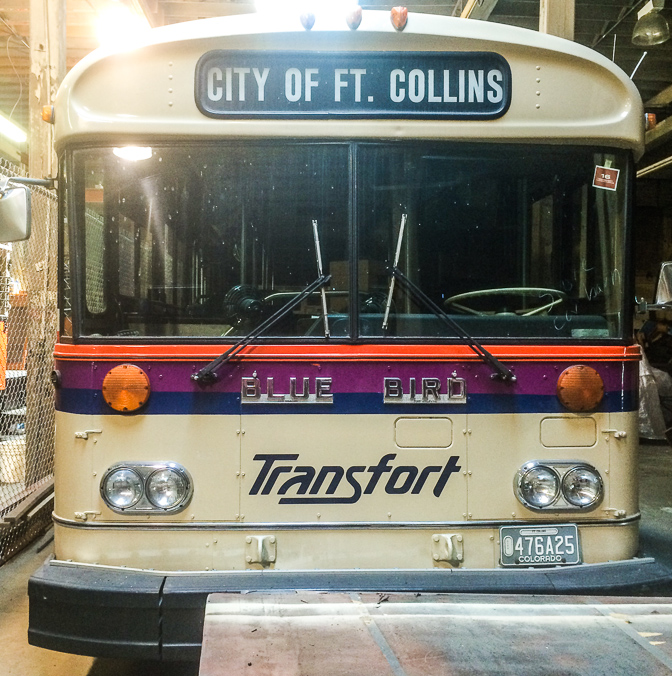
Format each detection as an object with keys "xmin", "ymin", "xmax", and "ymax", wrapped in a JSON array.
[{"xmin": 500, "ymin": 525, "xmax": 580, "ymax": 567}]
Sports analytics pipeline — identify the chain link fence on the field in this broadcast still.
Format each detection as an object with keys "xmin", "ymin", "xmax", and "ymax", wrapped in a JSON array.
[{"xmin": 0, "ymin": 158, "xmax": 58, "ymax": 565}]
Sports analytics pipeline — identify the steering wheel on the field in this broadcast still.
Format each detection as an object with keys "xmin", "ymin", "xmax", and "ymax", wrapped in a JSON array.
[{"xmin": 443, "ymin": 287, "xmax": 567, "ymax": 316}]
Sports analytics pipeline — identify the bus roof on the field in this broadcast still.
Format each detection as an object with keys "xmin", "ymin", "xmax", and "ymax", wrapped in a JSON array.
[{"xmin": 54, "ymin": 9, "xmax": 644, "ymax": 157}]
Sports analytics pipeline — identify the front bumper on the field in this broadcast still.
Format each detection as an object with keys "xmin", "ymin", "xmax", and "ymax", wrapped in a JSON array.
[{"xmin": 29, "ymin": 557, "xmax": 672, "ymax": 662}]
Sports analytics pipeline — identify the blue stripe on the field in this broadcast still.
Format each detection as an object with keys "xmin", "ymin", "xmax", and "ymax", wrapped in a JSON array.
[{"xmin": 56, "ymin": 389, "xmax": 636, "ymax": 416}]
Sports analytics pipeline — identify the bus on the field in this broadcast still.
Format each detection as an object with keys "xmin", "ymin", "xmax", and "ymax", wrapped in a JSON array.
[{"xmin": 1, "ymin": 4, "xmax": 666, "ymax": 662}]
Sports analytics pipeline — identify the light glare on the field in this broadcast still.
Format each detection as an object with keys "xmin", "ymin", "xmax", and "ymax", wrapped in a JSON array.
[
  {"xmin": 255, "ymin": 0, "xmax": 358, "ymax": 14},
  {"xmin": 113, "ymin": 146, "xmax": 153, "ymax": 161},
  {"xmin": 0, "ymin": 113, "xmax": 27, "ymax": 144},
  {"xmin": 96, "ymin": 3, "xmax": 150, "ymax": 47}
]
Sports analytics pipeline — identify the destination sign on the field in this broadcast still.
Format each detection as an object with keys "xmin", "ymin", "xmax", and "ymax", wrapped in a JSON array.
[{"xmin": 195, "ymin": 50, "xmax": 511, "ymax": 119}]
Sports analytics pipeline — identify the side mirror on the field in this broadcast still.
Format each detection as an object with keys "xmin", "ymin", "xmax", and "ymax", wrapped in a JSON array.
[{"xmin": 0, "ymin": 181, "xmax": 31, "ymax": 242}]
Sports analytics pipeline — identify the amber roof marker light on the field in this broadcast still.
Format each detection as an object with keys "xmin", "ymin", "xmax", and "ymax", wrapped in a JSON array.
[
  {"xmin": 391, "ymin": 7, "xmax": 408, "ymax": 31},
  {"xmin": 102, "ymin": 364, "xmax": 151, "ymax": 413},
  {"xmin": 556, "ymin": 365, "xmax": 604, "ymax": 412}
]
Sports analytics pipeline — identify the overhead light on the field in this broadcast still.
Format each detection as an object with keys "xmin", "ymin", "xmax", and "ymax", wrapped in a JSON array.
[
  {"xmin": 96, "ymin": 2, "xmax": 150, "ymax": 48},
  {"xmin": 0, "ymin": 112, "xmax": 27, "ymax": 144},
  {"xmin": 113, "ymin": 147, "xmax": 153, "ymax": 161},
  {"xmin": 632, "ymin": 0, "xmax": 670, "ymax": 46}
]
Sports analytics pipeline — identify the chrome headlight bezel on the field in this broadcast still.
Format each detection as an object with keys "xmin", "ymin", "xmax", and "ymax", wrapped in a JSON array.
[
  {"xmin": 561, "ymin": 465, "xmax": 604, "ymax": 508},
  {"xmin": 100, "ymin": 462, "xmax": 193, "ymax": 514},
  {"xmin": 515, "ymin": 462, "xmax": 560, "ymax": 509},
  {"xmin": 514, "ymin": 460, "xmax": 604, "ymax": 512},
  {"xmin": 101, "ymin": 467, "xmax": 144, "ymax": 510}
]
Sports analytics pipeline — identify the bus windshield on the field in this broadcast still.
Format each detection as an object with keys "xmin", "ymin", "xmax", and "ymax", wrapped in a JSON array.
[{"xmin": 70, "ymin": 142, "xmax": 629, "ymax": 341}]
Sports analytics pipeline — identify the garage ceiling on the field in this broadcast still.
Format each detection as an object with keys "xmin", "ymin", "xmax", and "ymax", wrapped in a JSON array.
[{"xmin": 0, "ymin": 0, "xmax": 671, "ymax": 165}]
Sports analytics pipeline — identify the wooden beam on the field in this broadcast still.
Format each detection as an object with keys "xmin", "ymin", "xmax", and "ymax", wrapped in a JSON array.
[
  {"xmin": 539, "ymin": 0, "xmax": 575, "ymax": 40},
  {"xmin": 645, "ymin": 113, "xmax": 672, "ymax": 151},
  {"xmin": 646, "ymin": 83, "xmax": 672, "ymax": 107},
  {"xmin": 460, "ymin": 0, "xmax": 499, "ymax": 20}
]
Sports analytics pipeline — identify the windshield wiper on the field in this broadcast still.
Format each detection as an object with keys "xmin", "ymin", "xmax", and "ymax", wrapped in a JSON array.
[
  {"xmin": 192, "ymin": 221, "xmax": 331, "ymax": 385},
  {"xmin": 383, "ymin": 214, "xmax": 515, "ymax": 383}
]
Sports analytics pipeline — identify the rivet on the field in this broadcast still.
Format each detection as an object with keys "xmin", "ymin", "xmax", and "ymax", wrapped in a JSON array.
[
  {"xmin": 270, "ymin": 537, "xmax": 276, "ymax": 544},
  {"xmin": 246, "ymin": 556, "xmax": 252, "ymax": 563},
  {"xmin": 456, "ymin": 535, "xmax": 463, "ymax": 542},
  {"xmin": 246, "ymin": 537, "xmax": 252, "ymax": 544},
  {"xmin": 433, "ymin": 554, "xmax": 439, "ymax": 561},
  {"xmin": 433, "ymin": 535, "xmax": 440, "ymax": 542}
]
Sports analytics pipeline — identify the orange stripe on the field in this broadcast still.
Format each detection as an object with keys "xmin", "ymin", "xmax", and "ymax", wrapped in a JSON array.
[{"xmin": 54, "ymin": 342, "xmax": 641, "ymax": 362}]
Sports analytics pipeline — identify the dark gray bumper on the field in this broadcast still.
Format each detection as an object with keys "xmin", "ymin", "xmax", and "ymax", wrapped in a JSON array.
[{"xmin": 28, "ymin": 557, "xmax": 672, "ymax": 662}]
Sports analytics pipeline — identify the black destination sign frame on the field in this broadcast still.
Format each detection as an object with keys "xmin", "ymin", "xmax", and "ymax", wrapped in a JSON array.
[{"xmin": 195, "ymin": 50, "xmax": 512, "ymax": 120}]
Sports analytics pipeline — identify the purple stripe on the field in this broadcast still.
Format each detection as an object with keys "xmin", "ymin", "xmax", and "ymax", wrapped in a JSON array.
[{"xmin": 56, "ymin": 359, "xmax": 636, "ymax": 396}]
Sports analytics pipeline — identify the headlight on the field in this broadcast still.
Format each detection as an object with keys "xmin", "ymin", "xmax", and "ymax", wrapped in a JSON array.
[
  {"xmin": 147, "ymin": 468, "xmax": 188, "ymax": 509},
  {"xmin": 100, "ymin": 462, "xmax": 193, "ymax": 514},
  {"xmin": 562, "ymin": 465, "xmax": 603, "ymax": 507},
  {"xmin": 517, "ymin": 464, "xmax": 559, "ymax": 508},
  {"xmin": 102, "ymin": 468, "xmax": 143, "ymax": 509},
  {"xmin": 515, "ymin": 460, "xmax": 603, "ymax": 511}
]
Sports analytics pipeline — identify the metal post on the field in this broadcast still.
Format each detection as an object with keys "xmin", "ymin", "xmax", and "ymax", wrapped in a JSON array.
[{"xmin": 22, "ymin": 0, "xmax": 65, "ymax": 487}]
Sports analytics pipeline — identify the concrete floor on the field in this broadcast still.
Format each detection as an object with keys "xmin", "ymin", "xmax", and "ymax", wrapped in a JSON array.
[{"xmin": 1, "ymin": 442, "xmax": 672, "ymax": 676}]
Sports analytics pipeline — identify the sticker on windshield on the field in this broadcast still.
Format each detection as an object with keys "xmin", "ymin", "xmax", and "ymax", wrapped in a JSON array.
[{"xmin": 593, "ymin": 165, "xmax": 620, "ymax": 191}]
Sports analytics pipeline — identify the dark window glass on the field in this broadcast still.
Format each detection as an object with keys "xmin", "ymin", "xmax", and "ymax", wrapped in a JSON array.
[
  {"xmin": 357, "ymin": 144, "xmax": 627, "ymax": 339},
  {"xmin": 77, "ymin": 144, "xmax": 350, "ymax": 338}
]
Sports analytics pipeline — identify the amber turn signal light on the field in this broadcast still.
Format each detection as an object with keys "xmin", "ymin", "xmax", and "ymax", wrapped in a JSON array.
[
  {"xmin": 102, "ymin": 364, "xmax": 151, "ymax": 413},
  {"xmin": 556, "ymin": 365, "xmax": 604, "ymax": 412},
  {"xmin": 42, "ymin": 105, "xmax": 55, "ymax": 124}
]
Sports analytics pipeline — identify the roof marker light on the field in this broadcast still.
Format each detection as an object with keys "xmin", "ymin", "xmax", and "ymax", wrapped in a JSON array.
[
  {"xmin": 301, "ymin": 11, "xmax": 316, "ymax": 29},
  {"xmin": 391, "ymin": 6, "xmax": 408, "ymax": 31},
  {"xmin": 346, "ymin": 6, "xmax": 362, "ymax": 29}
]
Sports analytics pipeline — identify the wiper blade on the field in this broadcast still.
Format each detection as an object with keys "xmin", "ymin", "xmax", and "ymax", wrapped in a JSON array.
[
  {"xmin": 389, "ymin": 266, "xmax": 516, "ymax": 383},
  {"xmin": 191, "ymin": 273, "xmax": 331, "ymax": 385},
  {"xmin": 192, "ymin": 220, "xmax": 332, "ymax": 385}
]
